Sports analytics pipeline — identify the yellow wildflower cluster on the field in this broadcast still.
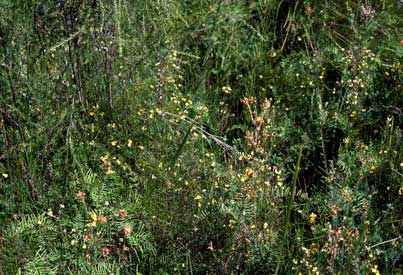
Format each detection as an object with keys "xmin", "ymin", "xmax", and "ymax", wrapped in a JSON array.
[
  {"xmin": 240, "ymin": 167, "xmax": 256, "ymax": 182},
  {"xmin": 228, "ymin": 219, "xmax": 237, "ymax": 228},
  {"xmin": 293, "ymin": 245, "xmax": 321, "ymax": 275},
  {"xmin": 195, "ymin": 194, "xmax": 202, "ymax": 208},
  {"xmin": 371, "ymin": 265, "xmax": 381, "ymax": 275},
  {"xmin": 309, "ymin": 213, "xmax": 317, "ymax": 224},
  {"xmin": 342, "ymin": 47, "xmax": 375, "ymax": 115},
  {"xmin": 90, "ymin": 212, "xmax": 97, "ymax": 227},
  {"xmin": 222, "ymin": 86, "xmax": 232, "ymax": 94},
  {"xmin": 148, "ymin": 109, "xmax": 159, "ymax": 119}
]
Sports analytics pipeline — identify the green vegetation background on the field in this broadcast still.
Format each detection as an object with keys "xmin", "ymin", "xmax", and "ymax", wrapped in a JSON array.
[{"xmin": 0, "ymin": 0, "xmax": 402, "ymax": 274}]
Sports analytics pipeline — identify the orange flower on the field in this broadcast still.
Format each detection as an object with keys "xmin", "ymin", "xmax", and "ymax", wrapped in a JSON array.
[
  {"xmin": 122, "ymin": 225, "xmax": 132, "ymax": 236},
  {"xmin": 119, "ymin": 208, "xmax": 128, "ymax": 217},
  {"xmin": 240, "ymin": 97, "xmax": 250, "ymax": 107},
  {"xmin": 77, "ymin": 191, "xmax": 86, "ymax": 202},
  {"xmin": 255, "ymin": 116, "xmax": 263, "ymax": 127},
  {"xmin": 83, "ymin": 233, "xmax": 92, "ymax": 241},
  {"xmin": 98, "ymin": 215, "xmax": 107, "ymax": 224},
  {"xmin": 263, "ymin": 99, "xmax": 271, "ymax": 110},
  {"xmin": 305, "ymin": 6, "xmax": 313, "ymax": 15},
  {"xmin": 100, "ymin": 154, "xmax": 111, "ymax": 172},
  {"xmin": 101, "ymin": 247, "xmax": 111, "ymax": 256}
]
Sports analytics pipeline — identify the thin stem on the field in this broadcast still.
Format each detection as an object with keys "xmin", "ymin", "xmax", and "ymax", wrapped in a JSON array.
[{"xmin": 275, "ymin": 144, "xmax": 303, "ymax": 275}]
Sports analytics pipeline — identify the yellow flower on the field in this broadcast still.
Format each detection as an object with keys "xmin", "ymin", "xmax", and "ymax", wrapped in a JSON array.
[
  {"xmin": 105, "ymin": 168, "xmax": 114, "ymax": 175},
  {"xmin": 371, "ymin": 265, "xmax": 381, "ymax": 275},
  {"xmin": 2, "ymin": 173, "xmax": 8, "ymax": 178},
  {"xmin": 111, "ymin": 140, "xmax": 117, "ymax": 146},
  {"xmin": 127, "ymin": 139, "xmax": 132, "ymax": 147},
  {"xmin": 91, "ymin": 212, "xmax": 97, "ymax": 221},
  {"xmin": 263, "ymin": 222, "xmax": 268, "ymax": 229},
  {"xmin": 304, "ymin": 247, "xmax": 311, "ymax": 257},
  {"xmin": 229, "ymin": 219, "xmax": 237, "ymax": 227},
  {"xmin": 369, "ymin": 165, "xmax": 376, "ymax": 173},
  {"xmin": 309, "ymin": 213, "xmax": 317, "ymax": 224},
  {"xmin": 90, "ymin": 212, "xmax": 97, "ymax": 227},
  {"xmin": 100, "ymin": 153, "xmax": 109, "ymax": 161},
  {"xmin": 244, "ymin": 167, "xmax": 255, "ymax": 178},
  {"xmin": 222, "ymin": 86, "xmax": 232, "ymax": 94}
]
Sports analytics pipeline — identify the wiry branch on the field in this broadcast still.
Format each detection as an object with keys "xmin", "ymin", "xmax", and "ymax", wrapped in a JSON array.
[
  {"xmin": 160, "ymin": 111, "xmax": 238, "ymax": 157},
  {"xmin": 368, "ymin": 235, "xmax": 402, "ymax": 250}
]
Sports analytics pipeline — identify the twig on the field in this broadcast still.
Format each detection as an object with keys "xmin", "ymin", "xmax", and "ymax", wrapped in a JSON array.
[
  {"xmin": 48, "ymin": 28, "xmax": 84, "ymax": 53},
  {"xmin": 368, "ymin": 236, "xmax": 402, "ymax": 250},
  {"xmin": 160, "ymin": 111, "xmax": 238, "ymax": 157}
]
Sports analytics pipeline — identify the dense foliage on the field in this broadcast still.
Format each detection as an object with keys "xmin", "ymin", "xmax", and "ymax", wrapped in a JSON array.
[{"xmin": 1, "ymin": 0, "xmax": 402, "ymax": 274}]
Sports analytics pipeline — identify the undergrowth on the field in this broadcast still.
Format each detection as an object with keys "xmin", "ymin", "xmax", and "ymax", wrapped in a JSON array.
[{"xmin": 0, "ymin": 0, "xmax": 402, "ymax": 274}]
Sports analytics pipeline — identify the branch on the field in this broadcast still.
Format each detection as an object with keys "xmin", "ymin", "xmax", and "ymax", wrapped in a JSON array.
[{"xmin": 368, "ymin": 235, "xmax": 402, "ymax": 250}]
